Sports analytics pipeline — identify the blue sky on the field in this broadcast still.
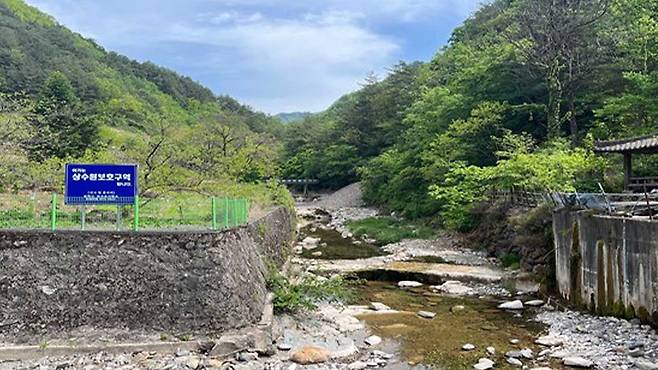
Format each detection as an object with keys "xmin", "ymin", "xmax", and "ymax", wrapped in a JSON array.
[{"xmin": 25, "ymin": 0, "xmax": 485, "ymax": 114}]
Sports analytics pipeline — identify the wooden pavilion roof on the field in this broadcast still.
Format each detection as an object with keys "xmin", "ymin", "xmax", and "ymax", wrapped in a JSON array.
[{"xmin": 594, "ymin": 133, "xmax": 658, "ymax": 154}]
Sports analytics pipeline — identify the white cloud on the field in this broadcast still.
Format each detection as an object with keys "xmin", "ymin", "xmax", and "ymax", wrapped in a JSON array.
[{"xmin": 23, "ymin": 0, "xmax": 486, "ymax": 113}]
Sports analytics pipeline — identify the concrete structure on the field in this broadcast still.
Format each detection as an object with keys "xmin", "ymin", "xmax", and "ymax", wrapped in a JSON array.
[
  {"xmin": 553, "ymin": 208, "xmax": 658, "ymax": 323},
  {"xmin": 0, "ymin": 207, "xmax": 294, "ymax": 342}
]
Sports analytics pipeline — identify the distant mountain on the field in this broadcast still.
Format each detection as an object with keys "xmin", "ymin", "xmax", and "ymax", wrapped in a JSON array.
[{"xmin": 275, "ymin": 112, "xmax": 312, "ymax": 124}]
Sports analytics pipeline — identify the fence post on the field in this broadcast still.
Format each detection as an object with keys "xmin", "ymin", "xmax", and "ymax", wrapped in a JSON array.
[
  {"xmin": 50, "ymin": 192, "xmax": 57, "ymax": 231},
  {"xmin": 133, "ymin": 195, "xmax": 140, "ymax": 232},
  {"xmin": 211, "ymin": 197, "xmax": 217, "ymax": 230}
]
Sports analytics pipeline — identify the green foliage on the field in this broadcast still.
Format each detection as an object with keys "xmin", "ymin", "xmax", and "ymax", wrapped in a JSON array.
[
  {"xmin": 267, "ymin": 269, "xmax": 356, "ymax": 314},
  {"xmin": 500, "ymin": 253, "xmax": 520, "ymax": 270},
  {"xmin": 347, "ymin": 217, "xmax": 434, "ymax": 245}
]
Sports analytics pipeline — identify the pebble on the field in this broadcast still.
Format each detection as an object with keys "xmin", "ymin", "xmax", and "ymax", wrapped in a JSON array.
[
  {"xmin": 535, "ymin": 335, "xmax": 564, "ymax": 347},
  {"xmin": 462, "ymin": 343, "xmax": 476, "ymax": 351},
  {"xmin": 507, "ymin": 357, "xmax": 523, "ymax": 367},
  {"xmin": 348, "ymin": 361, "xmax": 367, "ymax": 370},
  {"xmin": 510, "ymin": 338, "xmax": 520, "ymax": 344},
  {"xmin": 277, "ymin": 343, "xmax": 293, "ymax": 351},
  {"xmin": 486, "ymin": 346, "xmax": 495, "ymax": 356},
  {"xmin": 473, "ymin": 358, "xmax": 495, "ymax": 369},
  {"xmin": 498, "ymin": 300, "xmax": 524, "ymax": 310},
  {"xmin": 398, "ymin": 281, "xmax": 423, "ymax": 288},
  {"xmin": 365, "ymin": 335, "xmax": 382, "ymax": 346},
  {"xmin": 370, "ymin": 302, "xmax": 391, "ymax": 311},
  {"xmin": 417, "ymin": 311, "xmax": 436, "ymax": 319},
  {"xmin": 563, "ymin": 356, "xmax": 593, "ymax": 368}
]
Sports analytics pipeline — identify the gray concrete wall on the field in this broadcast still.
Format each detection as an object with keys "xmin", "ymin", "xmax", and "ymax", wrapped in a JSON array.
[
  {"xmin": 0, "ymin": 207, "xmax": 294, "ymax": 341},
  {"xmin": 553, "ymin": 209, "xmax": 658, "ymax": 323}
]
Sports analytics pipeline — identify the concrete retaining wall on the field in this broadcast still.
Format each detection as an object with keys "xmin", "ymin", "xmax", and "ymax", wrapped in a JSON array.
[
  {"xmin": 0, "ymin": 207, "xmax": 294, "ymax": 341},
  {"xmin": 553, "ymin": 209, "xmax": 658, "ymax": 323}
]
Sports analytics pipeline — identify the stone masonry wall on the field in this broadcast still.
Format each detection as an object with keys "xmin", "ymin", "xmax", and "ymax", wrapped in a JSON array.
[{"xmin": 0, "ymin": 207, "xmax": 294, "ymax": 341}]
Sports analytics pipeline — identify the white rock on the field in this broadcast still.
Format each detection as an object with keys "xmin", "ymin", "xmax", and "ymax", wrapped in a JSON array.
[
  {"xmin": 365, "ymin": 335, "xmax": 382, "ymax": 346},
  {"xmin": 435, "ymin": 280, "xmax": 474, "ymax": 295},
  {"xmin": 370, "ymin": 302, "xmax": 391, "ymax": 311},
  {"xmin": 277, "ymin": 343, "xmax": 293, "ymax": 351},
  {"xmin": 520, "ymin": 348, "xmax": 534, "ymax": 359},
  {"xmin": 535, "ymin": 335, "xmax": 564, "ymax": 347},
  {"xmin": 473, "ymin": 358, "xmax": 495, "ymax": 369},
  {"xmin": 398, "ymin": 281, "xmax": 423, "ymax": 288},
  {"xmin": 507, "ymin": 357, "xmax": 523, "ymax": 367},
  {"xmin": 462, "ymin": 343, "xmax": 476, "ymax": 351},
  {"xmin": 563, "ymin": 357, "xmax": 593, "ymax": 368},
  {"xmin": 417, "ymin": 311, "xmax": 436, "ymax": 319},
  {"xmin": 510, "ymin": 339, "xmax": 520, "ymax": 344},
  {"xmin": 486, "ymin": 347, "xmax": 496, "ymax": 356},
  {"xmin": 525, "ymin": 299, "xmax": 545, "ymax": 307},
  {"xmin": 348, "ymin": 361, "xmax": 368, "ymax": 370},
  {"xmin": 498, "ymin": 300, "xmax": 524, "ymax": 310}
]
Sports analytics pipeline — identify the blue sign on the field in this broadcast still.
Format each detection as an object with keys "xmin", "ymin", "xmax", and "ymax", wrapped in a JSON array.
[{"xmin": 65, "ymin": 164, "xmax": 138, "ymax": 205}]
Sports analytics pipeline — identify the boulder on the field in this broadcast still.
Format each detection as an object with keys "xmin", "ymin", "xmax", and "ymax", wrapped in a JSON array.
[
  {"xmin": 434, "ymin": 281, "xmax": 474, "ymax": 295},
  {"xmin": 290, "ymin": 346, "xmax": 331, "ymax": 364}
]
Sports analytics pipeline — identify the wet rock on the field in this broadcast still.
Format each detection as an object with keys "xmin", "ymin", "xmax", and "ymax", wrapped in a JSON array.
[
  {"xmin": 473, "ymin": 358, "xmax": 495, "ymax": 369},
  {"xmin": 507, "ymin": 357, "xmax": 523, "ymax": 367},
  {"xmin": 398, "ymin": 281, "xmax": 423, "ymax": 288},
  {"xmin": 370, "ymin": 302, "xmax": 391, "ymax": 311},
  {"xmin": 535, "ymin": 335, "xmax": 564, "ymax": 347},
  {"xmin": 462, "ymin": 343, "xmax": 476, "ymax": 351},
  {"xmin": 417, "ymin": 311, "xmax": 436, "ymax": 319},
  {"xmin": 365, "ymin": 335, "xmax": 382, "ymax": 346},
  {"xmin": 524, "ymin": 299, "xmax": 544, "ymax": 307},
  {"xmin": 348, "ymin": 361, "xmax": 368, "ymax": 370},
  {"xmin": 498, "ymin": 300, "xmax": 524, "ymax": 310},
  {"xmin": 563, "ymin": 356, "xmax": 593, "ymax": 368},
  {"xmin": 289, "ymin": 346, "xmax": 331, "ymax": 364}
]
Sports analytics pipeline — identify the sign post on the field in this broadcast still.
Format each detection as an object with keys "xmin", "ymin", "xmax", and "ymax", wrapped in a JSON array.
[{"xmin": 65, "ymin": 164, "xmax": 138, "ymax": 231}]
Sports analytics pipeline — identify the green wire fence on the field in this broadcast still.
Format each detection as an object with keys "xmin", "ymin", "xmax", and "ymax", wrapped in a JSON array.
[{"xmin": 0, "ymin": 193, "xmax": 250, "ymax": 231}]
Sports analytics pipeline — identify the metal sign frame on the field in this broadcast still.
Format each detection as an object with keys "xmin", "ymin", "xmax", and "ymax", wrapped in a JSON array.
[{"xmin": 64, "ymin": 163, "xmax": 138, "ymax": 205}]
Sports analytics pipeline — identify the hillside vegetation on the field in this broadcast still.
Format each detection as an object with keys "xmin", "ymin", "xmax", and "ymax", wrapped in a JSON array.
[
  {"xmin": 281, "ymin": 0, "xmax": 658, "ymax": 228},
  {"xmin": 0, "ymin": 0, "xmax": 290, "ymax": 208}
]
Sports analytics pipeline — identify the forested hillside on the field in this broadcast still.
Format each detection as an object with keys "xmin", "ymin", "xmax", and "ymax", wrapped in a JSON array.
[
  {"xmin": 0, "ymin": 0, "xmax": 288, "ymax": 205},
  {"xmin": 281, "ymin": 0, "xmax": 658, "ymax": 228}
]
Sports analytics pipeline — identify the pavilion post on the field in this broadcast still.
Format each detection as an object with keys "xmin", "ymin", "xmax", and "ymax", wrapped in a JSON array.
[{"xmin": 623, "ymin": 152, "xmax": 633, "ymax": 191}]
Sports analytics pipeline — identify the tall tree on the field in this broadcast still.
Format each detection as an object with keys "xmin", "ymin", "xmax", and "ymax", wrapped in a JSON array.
[{"xmin": 508, "ymin": 0, "xmax": 611, "ymax": 142}]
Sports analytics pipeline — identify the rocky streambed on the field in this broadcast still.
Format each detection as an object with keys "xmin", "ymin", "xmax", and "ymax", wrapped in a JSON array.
[{"xmin": 4, "ymin": 200, "xmax": 658, "ymax": 370}]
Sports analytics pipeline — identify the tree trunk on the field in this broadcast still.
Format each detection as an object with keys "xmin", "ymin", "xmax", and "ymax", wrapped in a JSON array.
[
  {"xmin": 546, "ymin": 60, "xmax": 563, "ymax": 140},
  {"xmin": 568, "ymin": 101, "xmax": 578, "ymax": 146}
]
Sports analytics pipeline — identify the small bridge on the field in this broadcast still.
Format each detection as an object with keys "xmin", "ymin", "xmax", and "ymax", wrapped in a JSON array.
[{"xmin": 279, "ymin": 179, "xmax": 319, "ymax": 196}]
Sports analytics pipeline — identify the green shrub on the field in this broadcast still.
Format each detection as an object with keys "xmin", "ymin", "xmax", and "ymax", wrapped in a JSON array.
[
  {"xmin": 266, "ymin": 269, "xmax": 356, "ymax": 314},
  {"xmin": 347, "ymin": 216, "xmax": 434, "ymax": 245},
  {"xmin": 501, "ymin": 252, "xmax": 520, "ymax": 269}
]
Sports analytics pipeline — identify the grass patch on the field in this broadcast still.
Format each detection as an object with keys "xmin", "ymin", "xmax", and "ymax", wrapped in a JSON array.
[
  {"xmin": 267, "ymin": 268, "xmax": 357, "ymax": 314},
  {"xmin": 347, "ymin": 217, "xmax": 434, "ymax": 245}
]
